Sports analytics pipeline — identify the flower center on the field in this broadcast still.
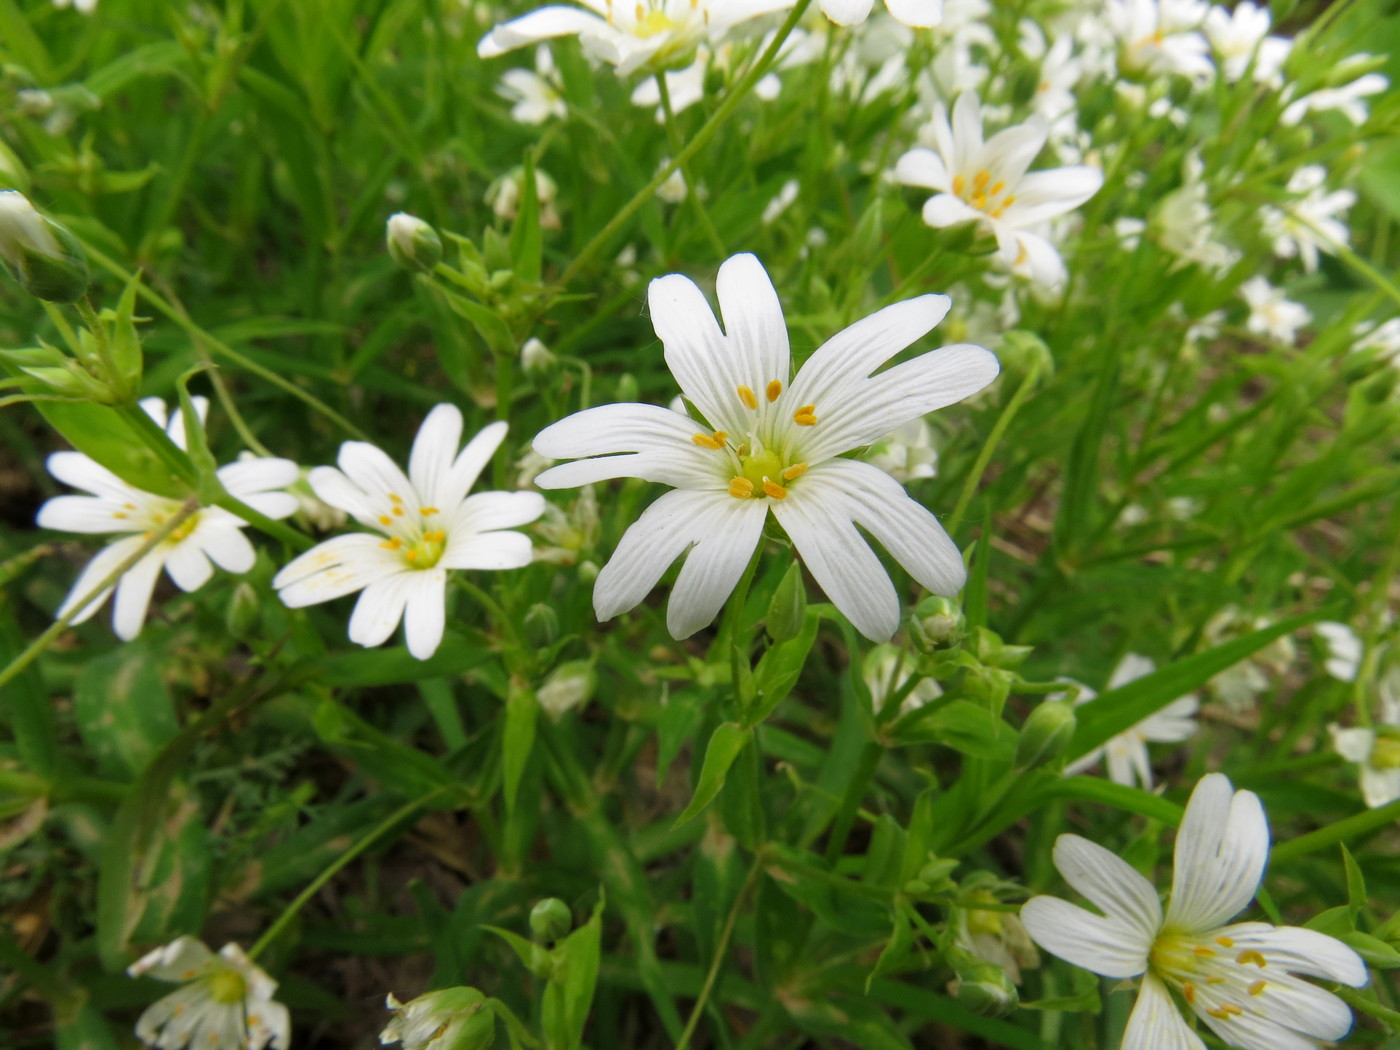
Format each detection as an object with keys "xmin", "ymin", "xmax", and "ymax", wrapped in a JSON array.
[
  {"xmin": 1149, "ymin": 930, "xmax": 1273, "ymax": 1019},
  {"xmin": 635, "ymin": 6, "xmax": 674, "ymax": 36},
  {"xmin": 690, "ymin": 380, "xmax": 815, "ymax": 501},
  {"xmin": 951, "ymin": 169, "xmax": 1016, "ymax": 219},
  {"xmin": 207, "ymin": 970, "xmax": 247, "ymax": 1005},
  {"xmin": 376, "ymin": 495, "xmax": 448, "ymax": 568},
  {"xmin": 1372, "ymin": 734, "xmax": 1400, "ymax": 770}
]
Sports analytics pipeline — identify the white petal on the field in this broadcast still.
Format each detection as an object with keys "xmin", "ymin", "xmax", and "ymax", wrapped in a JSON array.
[
  {"xmin": 1001, "ymin": 167, "xmax": 1104, "ymax": 227},
  {"xmin": 112, "ymin": 548, "xmax": 168, "ymax": 640},
  {"xmin": 715, "ymin": 252, "xmax": 790, "ymax": 397},
  {"xmin": 436, "ymin": 420, "xmax": 510, "ymax": 511},
  {"xmin": 771, "ymin": 489, "xmax": 900, "ymax": 642},
  {"xmin": 1166, "ymin": 774, "xmax": 1269, "ymax": 932},
  {"xmin": 921, "ymin": 193, "xmax": 986, "ymax": 228},
  {"xmin": 882, "ymin": 0, "xmax": 939, "ymax": 28},
  {"xmin": 128, "ymin": 935, "xmax": 219, "ymax": 979},
  {"xmin": 1106, "ymin": 735, "xmax": 1152, "ymax": 788},
  {"xmin": 1123, "ymin": 974, "xmax": 1205, "ymax": 1050},
  {"xmin": 650, "ymin": 270, "xmax": 745, "ymax": 435},
  {"xmin": 163, "ymin": 539, "xmax": 213, "ymax": 592},
  {"xmin": 1019, "ymin": 896, "xmax": 1151, "ymax": 978},
  {"xmin": 409, "ymin": 404, "xmax": 465, "ymax": 506},
  {"xmin": 1329, "ymin": 724, "xmax": 1375, "ymax": 763},
  {"xmin": 46, "ymin": 450, "xmax": 136, "ymax": 499},
  {"xmin": 533, "ymin": 448, "xmax": 718, "ymax": 489},
  {"xmin": 532, "ymin": 403, "xmax": 702, "ymax": 460},
  {"xmin": 348, "ymin": 573, "xmax": 417, "ymax": 649},
  {"xmin": 274, "ymin": 534, "xmax": 407, "ymax": 606},
  {"xmin": 1360, "ymin": 765, "xmax": 1400, "ymax": 808},
  {"xmin": 440, "ymin": 530, "xmax": 535, "ymax": 570},
  {"xmin": 1139, "ymin": 695, "xmax": 1199, "ymax": 743},
  {"xmin": 893, "ymin": 149, "xmax": 951, "ymax": 192},
  {"xmin": 216, "ymin": 457, "xmax": 299, "ymax": 498},
  {"xmin": 401, "ymin": 570, "xmax": 448, "ymax": 660},
  {"xmin": 37, "ymin": 495, "xmax": 137, "ymax": 534},
  {"xmin": 54, "ymin": 535, "xmax": 147, "ymax": 625},
  {"xmin": 1052, "ymin": 834, "xmax": 1163, "ymax": 940},
  {"xmin": 1003, "ymin": 229, "xmax": 1067, "ymax": 287},
  {"xmin": 1221, "ymin": 922, "xmax": 1369, "ymax": 986},
  {"xmin": 819, "ymin": 0, "xmax": 874, "ymax": 24},
  {"xmin": 308, "ymin": 465, "xmax": 386, "ymax": 529},
  {"xmin": 950, "ymin": 93, "xmax": 984, "ymax": 171},
  {"xmin": 250, "ymin": 1000, "xmax": 291, "ymax": 1050},
  {"xmin": 195, "ymin": 522, "xmax": 257, "ymax": 574},
  {"xmin": 453, "ymin": 491, "xmax": 546, "ymax": 534},
  {"xmin": 977, "ymin": 120, "xmax": 1049, "ymax": 194},
  {"xmin": 478, "ymin": 7, "xmax": 610, "ymax": 58},
  {"xmin": 237, "ymin": 490, "xmax": 300, "ymax": 520},
  {"xmin": 338, "ymin": 440, "xmax": 416, "ymax": 508},
  {"xmin": 665, "ymin": 497, "xmax": 768, "ymax": 638},
  {"xmin": 1108, "ymin": 652, "xmax": 1156, "ymax": 688}
]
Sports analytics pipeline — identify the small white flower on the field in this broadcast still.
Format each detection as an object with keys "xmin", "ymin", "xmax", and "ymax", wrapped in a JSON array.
[
  {"xmin": 1153, "ymin": 153, "xmax": 1239, "ymax": 273},
  {"xmin": 761, "ymin": 179, "xmax": 801, "ymax": 225},
  {"xmin": 956, "ymin": 888, "xmax": 1039, "ymax": 984},
  {"xmin": 53, "ymin": 0, "xmax": 98, "ymax": 11},
  {"xmin": 1259, "ymin": 165, "xmax": 1355, "ymax": 274},
  {"xmin": 1281, "ymin": 61, "xmax": 1388, "ymax": 126},
  {"xmin": 1202, "ymin": 606, "xmax": 1294, "ymax": 711},
  {"xmin": 1354, "ymin": 317, "xmax": 1400, "ymax": 360},
  {"xmin": 818, "ymin": 0, "xmax": 939, "ymax": 29},
  {"xmin": 894, "ymin": 92, "xmax": 1103, "ymax": 288},
  {"xmin": 485, "ymin": 167, "xmax": 561, "ymax": 228},
  {"xmin": 1107, "ymin": 0, "xmax": 1213, "ymax": 77},
  {"xmin": 531, "ymin": 252, "xmax": 999, "ymax": 642},
  {"xmin": 1022, "ymin": 773, "xmax": 1369, "ymax": 1050},
  {"xmin": 1203, "ymin": 0, "xmax": 1289, "ymax": 85},
  {"xmin": 37, "ymin": 398, "xmax": 298, "ymax": 641},
  {"xmin": 128, "ymin": 937, "xmax": 289, "ymax": 1050},
  {"xmin": 381, "ymin": 987, "xmax": 492, "ymax": 1049},
  {"xmin": 863, "ymin": 417, "xmax": 938, "ymax": 483},
  {"xmin": 863, "ymin": 643, "xmax": 941, "ymax": 716},
  {"xmin": 1316, "ymin": 620, "xmax": 1363, "ymax": 682},
  {"xmin": 1060, "ymin": 653, "xmax": 1199, "ymax": 789},
  {"xmin": 1239, "ymin": 276, "xmax": 1310, "ymax": 344},
  {"xmin": 655, "ymin": 161, "xmax": 690, "ymax": 204},
  {"xmin": 497, "ymin": 45, "xmax": 567, "ymax": 125},
  {"xmin": 273, "ymin": 406, "xmax": 545, "ymax": 660},
  {"xmin": 1330, "ymin": 682, "xmax": 1400, "ymax": 808}
]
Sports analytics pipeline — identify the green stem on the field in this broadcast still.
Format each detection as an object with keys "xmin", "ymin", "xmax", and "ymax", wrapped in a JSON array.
[
  {"xmin": 945, "ymin": 360, "xmax": 1040, "ymax": 537},
  {"xmin": 673, "ymin": 851, "xmax": 763, "ymax": 1050},
  {"xmin": 553, "ymin": 0, "xmax": 812, "ymax": 292},
  {"xmin": 0, "ymin": 497, "xmax": 199, "ymax": 693},
  {"xmin": 215, "ymin": 493, "xmax": 314, "ymax": 551},
  {"xmin": 248, "ymin": 785, "xmax": 448, "ymax": 960},
  {"xmin": 655, "ymin": 72, "xmax": 726, "ymax": 260},
  {"xmin": 1270, "ymin": 796, "xmax": 1400, "ymax": 864}
]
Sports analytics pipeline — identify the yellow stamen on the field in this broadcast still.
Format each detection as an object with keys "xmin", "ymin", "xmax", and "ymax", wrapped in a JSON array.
[
  {"xmin": 392, "ymin": 506, "xmax": 405, "ymax": 516},
  {"xmin": 737, "ymin": 385, "xmax": 758, "ymax": 410},
  {"xmin": 1215, "ymin": 937, "xmax": 1235, "ymax": 948},
  {"xmin": 972, "ymin": 193, "xmax": 987, "ymax": 211},
  {"xmin": 1248, "ymin": 980, "xmax": 1267, "ymax": 997},
  {"xmin": 378, "ymin": 515, "xmax": 393, "ymax": 526},
  {"xmin": 693, "ymin": 431, "xmax": 726, "ymax": 450},
  {"xmin": 405, "ymin": 549, "xmax": 418, "ymax": 561},
  {"xmin": 1182, "ymin": 982, "xmax": 1195, "ymax": 1003},
  {"xmin": 1205, "ymin": 977, "xmax": 1225, "ymax": 985},
  {"xmin": 635, "ymin": 1, "xmax": 643, "ymax": 18},
  {"xmin": 989, "ymin": 180, "xmax": 1005, "ymax": 195},
  {"xmin": 381, "ymin": 537, "xmax": 403, "ymax": 550},
  {"xmin": 989, "ymin": 208, "xmax": 1004, "ymax": 219},
  {"xmin": 793, "ymin": 404, "xmax": 817, "ymax": 426},
  {"xmin": 762, "ymin": 480, "xmax": 787, "ymax": 500},
  {"xmin": 781, "ymin": 462, "xmax": 808, "ymax": 480},
  {"xmin": 389, "ymin": 493, "xmax": 403, "ymax": 503},
  {"xmin": 1236, "ymin": 949, "xmax": 1267, "ymax": 967},
  {"xmin": 728, "ymin": 477, "xmax": 754, "ymax": 499},
  {"xmin": 973, "ymin": 169, "xmax": 990, "ymax": 191},
  {"xmin": 1002, "ymin": 194, "xmax": 1016, "ymax": 208},
  {"xmin": 113, "ymin": 511, "xmax": 127, "ymax": 519},
  {"xmin": 952, "ymin": 173, "xmax": 966, "ymax": 196},
  {"xmin": 421, "ymin": 506, "xmax": 440, "ymax": 515},
  {"xmin": 1015, "ymin": 241, "xmax": 1029, "ymax": 266},
  {"xmin": 1192, "ymin": 945, "xmax": 1216, "ymax": 958},
  {"xmin": 766, "ymin": 379, "xmax": 783, "ymax": 402}
]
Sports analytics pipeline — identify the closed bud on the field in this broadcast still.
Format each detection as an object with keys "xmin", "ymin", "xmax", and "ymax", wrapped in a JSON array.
[
  {"xmin": 949, "ymin": 960, "xmax": 1018, "ymax": 1017},
  {"xmin": 226, "ymin": 581, "xmax": 260, "ymax": 641},
  {"xmin": 537, "ymin": 660, "xmax": 595, "ymax": 721},
  {"xmin": 529, "ymin": 898, "xmax": 573, "ymax": 943},
  {"xmin": 0, "ymin": 191, "xmax": 89, "ymax": 302},
  {"xmin": 520, "ymin": 337, "xmax": 553, "ymax": 372},
  {"xmin": 381, "ymin": 988, "xmax": 494, "ymax": 1050},
  {"xmin": 523, "ymin": 603, "xmax": 560, "ymax": 649},
  {"xmin": 1015, "ymin": 700, "xmax": 1077, "ymax": 771},
  {"xmin": 614, "ymin": 373, "xmax": 640, "ymax": 404},
  {"xmin": 910, "ymin": 596, "xmax": 965, "ymax": 649},
  {"xmin": 386, "ymin": 212, "xmax": 443, "ymax": 274},
  {"xmin": 766, "ymin": 562, "xmax": 807, "ymax": 643},
  {"xmin": 998, "ymin": 330, "xmax": 1053, "ymax": 382}
]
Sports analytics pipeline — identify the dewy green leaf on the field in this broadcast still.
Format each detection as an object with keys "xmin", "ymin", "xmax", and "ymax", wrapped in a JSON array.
[{"xmin": 674, "ymin": 723, "xmax": 751, "ymax": 827}]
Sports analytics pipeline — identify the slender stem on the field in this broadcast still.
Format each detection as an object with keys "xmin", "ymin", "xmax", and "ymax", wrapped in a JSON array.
[
  {"xmin": 553, "ymin": 0, "xmax": 812, "ymax": 292},
  {"xmin": 655, "ymin": 73, "xmax": 726, "ymax": 260},
  {"xmin": 944, "ymin": 360, "xmax": 1040, "ymax": 537},
  {"xmin": 673, "ymin": 851, "xmax": 764, "ymax": 1050},
  {"xmin": 248, "ymin": 785, "xmax": 448, "ymax": 960},
  {"xmin": 215, "ymin": 493, "xmax": 314, "ymax": 551},
  {"xmin": 1270, "ymin": 795, "xmax": 1400, "ymax": 864},
  {"xmin": 0, "ymin": 497, "xmax": 199, "ymax": 693}
]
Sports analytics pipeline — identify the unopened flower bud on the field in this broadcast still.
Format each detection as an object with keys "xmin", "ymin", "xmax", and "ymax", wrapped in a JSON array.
[
  {"xmin": 0, "ymin": 191, "xmax": 89, "ymax": 302},
  {"xmin": 766, "ymin": 562, "xmax": 807, "ymax": 643},
  {"xmin": 520, "ymin": 337, "xmax": 553, "ymax": 372},
  {"xmin": 529, "ymin": 898, "xmax": 573, "ymax": 943},
  {"xmin": 998, "ymin": 330, "xmax": 1053, "ymax": 381},
  {"xmin": 1015, "ymin": 700, "xmax": 1077, "ymax": 771},
  {"xmin": 949, "ymin": 960, "xmax": 1019, "ymax": 1017},
  {"xmin": 537, "ymin": 660, "xmax": 595, "ymax": 720},
  {"xmin": 386, "ymin": 212, "xmax": 443, "ymax": 274},
  {"xmin": 523, "ymin": 603, "xmax": 559, "ymax": 649},
  {"xmin": 226, "ymin": 581, "xmax": 260, "ymax": 641},
  {"xmin": 381, "ymin": 987, "xmax": 493, "ymax": 1050},
  {"xmin": 910, "ymin": 596, "xmax": 965, "ymax": 649}
]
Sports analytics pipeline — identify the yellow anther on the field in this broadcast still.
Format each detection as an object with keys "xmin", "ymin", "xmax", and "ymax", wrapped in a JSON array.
[
  {"xmin": 989, "ymin": 180, "xmax": 1005, "ymax": 196},
  {"xmin": 1236, "ymin": 949, "xmax": 1267, "ymax": 967},
  {"xmin": 782, "ymin": 462, "xmax": 808, "ymax": 481},
  {"xmin": 1207, "ymin": 1007, "xmax": 1231, "ymax": 1020},
  {"xmin": 793, "ymin": 404, "xmax": 817, "ymax": 426},
  {"xmin": 1015, "ymin": 241, "xmax": 1029, "ymax": 266},
  {"xmin": 635, "ymin": 1, "xmax": 644, "ymax": 18},
  {"xmin": 952, "ymin": 173, "xmax": 966, "ymax": 196},
  {"xmin": 729, "ymin": 477, "xmax": 754, "ymax": 499},
  {"xmin": 181, "ymin": 970, "xmax": 196, "ymax": 980},
  {"xmin": 973, "ymin": 169, "xmax": 990, "ymax": 191},
  {"xmin": 762, "ymin": 480, "xmax": 787, "ymax": 500},
  {"xmin": 405, "ymin": 549, "xmax": 419, "ymax": 561},
  {"xmin": 1002, "ymin": 194, "xmax": 1016, "ymax": 208},
  {"xmin": 421, "ymin": 506, "xmax": 440, "ymax": 515},
  {"xmin": 692, "ymin": 431, "xmax": 726, "ymax": 450},
  {"xmin": 248, "ymin": 1015, "xmax": 261, "ymax": 1028},
  {"xmin": 1205, "ymin": 977, "xmax": 1225, "ymax": 985},
  {"xmin": 737, "ymin": 385, "xmax": 758, "ymax": 410},
  {"xmin": 766, "ymin": 379, "xmax": 783, "ymax": 402},
  {"xmin": 1182, "ymin": 982, "xmax": 1195, "ymax": 1003},
  {"xmin": 392, "ymin": 506, "xmax": 405, "ymax": 516},
  {"xmin": 1192, "ymin": 945, "xmax": 1216, "ymax": 957},
  {"xmin": 389, "ymin": 493, "xmax": 403, "ymax": 503},
  {"xmin": 972, "ymin": 193, "xmax": 987, "ymax": 211},
  {"xmin": 378, "ymin": 515, "xmax": 393, "ymax": 526},
  {"xmin": 429, "ymin": 530, "xmax": 446, "ymax": 542},
  {"xmin": 381, "ymin": 537, "xmax": 403, "ymax": 550},
  {"xmin": 989, "ymin": 208, "xmax": 1004, "ymax": 219},
  {"xmin": 1248, "ymin": 980, "xmax": 1267, "ymax": 997},
  {"xmin": 1215, "ymin": 937, "xmax": 1235, "ymax": 948},
  {"xmin": 113, "ymin": 511, "xmax": 128, "ymax": 519},
  {"xmin": 124, "ymin": 502, "xmax": 136, "ymax": 510}
]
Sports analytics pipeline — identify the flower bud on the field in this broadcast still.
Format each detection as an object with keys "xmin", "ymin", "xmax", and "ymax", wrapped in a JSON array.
[
  {"xmin": 910, "ymin": 596, "xmax": 965, "ymax": 649},
  {"xmin": 766, "ymin": 562, "xmax": 807, "ymax": 643},
  {"xmin": 997, "ymin": 330, "xmax": 1054, "ymax": 382},
  {"xmin": 0, "ymin": 191, "xmax": 89, "ymax": 302},
  {"xmin": 949, "ymin": 960, "xmax": 1019, "ymax": 1017},
  {"xmin": 523, "ymin": 603, "xmax": 560, "ymax": 649},
  {"xmin": 537, "ymin": 660, "xmax": 595, "ymax": 721},
  {"xmin": 529, "ymin": 898, "xmax": 573, "ymax": 943},
  {"xmin": 386, "ymin": 212, "xmax": 443, "ymax": 274},
  {"xmin": 381, "ymin": 988, "xmax": 494, "ymax": 1050},
  {"xmin": 1015, "ymin": 700, "xmax": 1077, "ymax": 772},
  {"xmin": 226, "ymin": 581, "xmax": 260, "ymax": 641},
  {"xmin": 520, "ymin": 337, "xmax": 553, "ymax": 373}
]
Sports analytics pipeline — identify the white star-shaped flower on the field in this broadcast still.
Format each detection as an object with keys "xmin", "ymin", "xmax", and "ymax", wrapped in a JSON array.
[
  {"xmin": 532, "ymin": 252, "xmax": 999, "ymax": 642},
  {"xmin": 36, "ymin": 397, "xmax": 298, "ymax": 640},
  {"xmin": 1239, "ymin": 276, "xmax": 1310, "ymax": 344},
  {"xmin": 272, "ymin": 406, "xmax": 544, "ymax": 660},
  {"xmin": 1022, "ymin": 773, "xmax": 1368, "ymax": 1050},
  {"xmin": 1330, "ymin": 681, "xmax": 1400, "ymax": 808},
  {"xmin": 128, "ymin": 937, "xmax": 289, "ymax": 1050},
  {"xmin": 1260, "ymin": 165, "xmax": 1355, "ymax": 275},
  {"xmin": 894, "ymin": 92, "xmax": 1103, "ymax": 288}
]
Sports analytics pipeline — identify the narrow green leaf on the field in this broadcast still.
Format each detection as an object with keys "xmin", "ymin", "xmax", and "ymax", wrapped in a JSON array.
[
  {"xmin": 74, "ymin": 643, "xmax": 179, "ymax": 780},
  {"xmin": 1342, "ymin": 844, "xmax": 1367, "ymax": 921},
  {"xmin": 502, "ymin": 685, "xmax": 538, "ymax": 813},
  {"xmin": 674, "ymin": 723, "xmax": 751, "ymax": 827},
  {"xmin": 509, "ymin": 152, "xmax": 543, "ymax": 285},
  {"xmin": 0, "ymin": 593, "xmax": 57, "ymax": 778}
]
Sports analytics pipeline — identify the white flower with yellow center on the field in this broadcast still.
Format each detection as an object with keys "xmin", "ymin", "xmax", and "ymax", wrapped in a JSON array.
[
  {"xmin": 36, "ymin": 397, "xmax": 298, "ymax": 641},
  {"xmin": 272, "ymin": 406, "xmax": 544, "ymax": 660},
  {"xmin": 894, "ymin": 92, "xmax": 1103, "ymax": 288},
  {"xmin": 1239, "ymin": 276, "xmax": 1310, "ymax": 344},
  {"xmin": 128, "ymin": 936, "xmax": 289, "ymax": 1050},
  {"xmin": 532, "ymin": 252, "xmax": 998, "ymax": 642},
  {"xmin": 1022, "ymin": 773, "xmax": 1368, "ymax": 1050}
]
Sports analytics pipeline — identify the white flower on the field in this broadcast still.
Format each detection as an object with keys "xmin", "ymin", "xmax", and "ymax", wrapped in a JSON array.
[
  {"xmin": 272, "ymin": 406, "xmax": 544, "ymax": 660},
  {"xmin": 381, "ymin": 988, "xmax": 493, "ymax": 1050},
  {"xmin": 531, "ymin": 252, "xmax": 999, "ymax": 642},
  {"xmin": 53, "ymin": 0, "xmax": 98, "ymax": 11},
  {"xmin": 36, "ymin": 398, "xmax": 298, "ymax": 641},
  {"xmin": 1355, "ymin": 317, "xmax": 1400, "ymax": 360},
  {"xmin": 485, "ymin": 167, "xmax": 561, "ymax": 228},
  {"xmin": 1153, "ymin": 153, "xmax": 1239, "ymax": 273},
  {"xmin": 1203, "ymin": 1, "xmax": 1289, "ymax": 85},
  {"xmin": 819, "ymin": 0, "xmax": 939, "ymax": 29},
  {"xmin": 1060, "ymin": 654, "xmax": 1199, "ymax": 789},
  {"xmin": 894, "ymin": 93, "xmax": 1103, "ymax": 288},
  {"xmin": 632, "ymin": 54, "xmax": 710, "ymax": 120},
  {"xmin": 1259, "ymin": 165, "xmax": 1355, "ymax": 274},
  {"xmin": 1202, "ymin": 606, "xmax": 1294, "ymax": 712},
  {"xmin": 1239, "ymin": 276, "xmax": 1310, "ymax": 344},
  {"xmin": 1281, "ymin": 61, "xmax": 1388, "ymax": 126},
  {"xmin": 956, "ymin": 888, "xmax": 1039, "ymax": 984},
  {"xmin": 1022, "ymin": 773, "xmax": 1369, "ymax": 1050},
  {"xmin": 477, "ymin": 0, "xmax": 794, "ymax": 76},
  {"xmin": 128, "ymin": 937, "xmax": 289, "ymax": 1050},
  {"xmin": 1107, "ymin": 0, "xmax": 1213, "ymax": 78},
  {"xmin": 761, "ymin": 179, "xmax": 801, "ymax": 225},
  {"xmin": 1330, "ymin": 682, "xmax": 1400, "ymax": 808},
  {"xmin": 498, "ymin": 45, "xmax": 568, "ymax": 125},
  {"xmin": 863, "ymin": 417, "xmax": 939, "ymax": 483},
  {"xmin": 863, "ymin": 643, "xmax": 941, "ymax": 716},
  {"xmin": 1316, "ymin": 620, "xmax": 1363, "ymax": 682}
]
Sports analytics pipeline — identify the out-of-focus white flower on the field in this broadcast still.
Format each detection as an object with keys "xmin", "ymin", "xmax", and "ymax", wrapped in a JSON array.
[
  {"xmin": 1282, "ymin": 61, "xmax": 1388, "ymax": 126},
  {"xmin": 0, "ymin": 189, "xmax": 90, "ymax": 303},
  {"xmin": 1316, "ymin": 621, "xmax": 1363, "ymax": 682},
  {"xmin": 632, "ymin": 52, "xmax": 710, "ymax": 119},
  {"xmin": 1259, "ymin": 165, "xmax": 1355, "ymax": 274},
  {"xmin": 521, "ymin": 337, "xmax": 554, "ymax": 372},
  {"xmin": 53, "ymin": 0, "xmax": 98, "ymax": 11},
  {"xmin": 1153, "ymin": 153, "xmax": 1238, "ymax": 273},
  {"xmin": 1355, "ymin": 317, "xmax": 1400, "ymax": 361},
  {"xmin": 761, "ymin": 179, "xmax": 800, "ymax": 225},
  {"xmin": 1059, "ymin": 653, "xmax": 1199, "ymax": 789},
  {"xmin": 1330, "ymin": 680, "xmax": 1400, "ymax": 808},
  {"xmin": 1204, "ymin": 1, "xmax": 1289, "ymax": 85},
  {"xmin": 498, "ymin": 45, "xmax": 568, "ymax": 124},
  {"xmin": 486, "ymin": 167, "xmax": 561, "ymax": 228},
  {"xmin": 863, "ymin": 643, "xmax": 942, "ymax": 716},
  {"xmin": 956, "ymin": 888, "xmax": 1039, "ymax": 984},
  {"xmin": 128, "ymin": 937, "xmax": 289, "ymax": 1050},
  {"xmin": 1022, "ymin": 774, "xmax": 1369, "ymax": 1050},
  {"xmin": 37, "ymin": 398, "xmax": 298, "ymax": 641},
  {"xmin": 655, "ymin": 161, "xmax": 690, "ymax": 204},
  {"xmin": 1202, "ymin": 606, "xmax": 1295, "ymax": 711},
  {"xmin": 273, "ymin": 406, "xmax": 544, "ymax": 660},
  {"xmin": 537, "ymin": 659, "xmax": 597, "ymax": 720},
  {"xmin": 532, "ymin": 485, "xmax": 600, "ymax": 565},
  {"xmin": 819, "ymin": 0, "xmax": 939, "ymax": 29},
  {"xmin": 1239, "ymin": 276, "xmax": 1310, "ymax": 344},
  {"xmin": 864, "ymin": 417, "xmax": 939, "ymax": 483},
  {"xmin": 1107, "ymin": 0, "xmax": 1212, "ymax": 78},
  {"xmin": 1019, "ymin": 22, "xmax": 1083, "ymax": 141},
  {"xmin": 381, "ymin": 987, "xmax": 493, "ymax": 1050},
  {"xmin": 894, "ymin": 92, "xmax": 1103, "ymax": 288}
]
